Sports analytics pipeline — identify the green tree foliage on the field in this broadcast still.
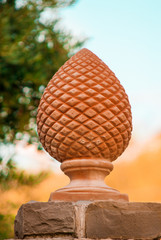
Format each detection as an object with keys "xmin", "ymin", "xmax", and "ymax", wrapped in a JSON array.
[
  {"xmin": 0, "ymin": 213, "xmax": 15, "ymax": 239},
  {"xmin": 0, "ymin": 156, "xmax": 48, "ymax": 190},
  {"xmin": 0, "ymin": 0, "xmax": 84, "ymax": 144},
  {"xmin": 0, "ymin": 1, "xmax": 84, "ymax": 237}
]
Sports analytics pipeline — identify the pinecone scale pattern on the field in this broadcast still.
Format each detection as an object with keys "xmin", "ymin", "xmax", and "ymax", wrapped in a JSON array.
[{"xmin": 37, "ymin": 48, "xmax": 132, "ymax": 162}]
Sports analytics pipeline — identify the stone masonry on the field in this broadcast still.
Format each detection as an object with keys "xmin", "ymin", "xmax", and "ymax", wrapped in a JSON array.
[{"xmin": 14, "ymin": 200, "xmax": 161, "ymax": 240}]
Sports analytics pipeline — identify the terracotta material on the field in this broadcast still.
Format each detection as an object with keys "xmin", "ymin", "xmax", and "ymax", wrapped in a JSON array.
[{"xmin": 37, "ymin": 48, "xmax": 132, "ymax": 201}]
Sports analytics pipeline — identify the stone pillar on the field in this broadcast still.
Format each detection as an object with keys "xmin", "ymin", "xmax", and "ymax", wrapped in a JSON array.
[
  {"xmin": 14, "ymin": 201, "xmax": 161, "ymax": 239},
  {"xmin": 12, "ymin": 49, "xmax": 161, "ymax": 240}
]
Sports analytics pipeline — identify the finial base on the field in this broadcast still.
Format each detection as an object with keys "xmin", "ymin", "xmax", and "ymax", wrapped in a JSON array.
[{"xmin": 49, "ymin": 159, "xmax": 129, "ymax": 202}]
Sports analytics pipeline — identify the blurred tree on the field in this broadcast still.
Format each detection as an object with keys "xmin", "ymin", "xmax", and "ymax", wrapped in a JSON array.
[
  {"xmin": 0, "ymin": 2, "xmax": 84, "ymax": 237},
  {"xmin": 0, "ymin": 156, "xmax": 48, "ymax": 190},
  {"xmin": 0, "ymin": 0, "xmax": 84, "ymax": 145},
  {"xmin": 0, "ymin": 213, "xmax": 15, "ymax": 239}
]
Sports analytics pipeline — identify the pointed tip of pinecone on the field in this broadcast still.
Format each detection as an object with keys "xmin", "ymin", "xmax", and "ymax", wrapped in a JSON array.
[{"xmin": 75, "ymin": 48, "xmax": 100, "ymax": 59}]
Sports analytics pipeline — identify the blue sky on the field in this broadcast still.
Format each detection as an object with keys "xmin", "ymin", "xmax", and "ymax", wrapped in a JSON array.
[{"xmin": 58, "ymin": 0, "xmax": 161, "ymax": 141}]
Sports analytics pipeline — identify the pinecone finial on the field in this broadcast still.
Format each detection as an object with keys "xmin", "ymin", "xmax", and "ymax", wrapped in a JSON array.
[{"xmin": 37, "ymin": 48, "xmax": 132, "ymax": 202}]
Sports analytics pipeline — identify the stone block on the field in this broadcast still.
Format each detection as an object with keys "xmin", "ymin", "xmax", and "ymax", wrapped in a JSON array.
[
  {"xmin": 14, "ymin": 200, "xmax": 161, "ymax": 240},
  {"xmin": 14, "ymin": 201, "xmax": 75, "ymax": 239},
  {"xmin": 85, "ymin": 201, "xmax": 161, "ymax": 239}
]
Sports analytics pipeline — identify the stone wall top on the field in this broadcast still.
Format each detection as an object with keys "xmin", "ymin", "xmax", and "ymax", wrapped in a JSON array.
[{"xmin": 14, "ymin": 200, "xmax": 161, "ymax": 240}]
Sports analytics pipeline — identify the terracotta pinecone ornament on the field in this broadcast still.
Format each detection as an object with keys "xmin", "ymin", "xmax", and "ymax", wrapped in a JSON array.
[{"xmin": 37, "ymin": 48, "xmax": 132, "ymax": 201}]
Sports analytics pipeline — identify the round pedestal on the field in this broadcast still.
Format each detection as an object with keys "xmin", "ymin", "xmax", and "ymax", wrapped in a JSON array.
[{"xmin": 49, "ymin": 159, "xmax": 129, "ymax": 202}]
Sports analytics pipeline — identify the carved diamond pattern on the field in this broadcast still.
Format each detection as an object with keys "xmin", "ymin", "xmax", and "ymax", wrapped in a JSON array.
[{"xmin": 37, "ymin": 48, "xmax": 132, "ymax": 162}]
